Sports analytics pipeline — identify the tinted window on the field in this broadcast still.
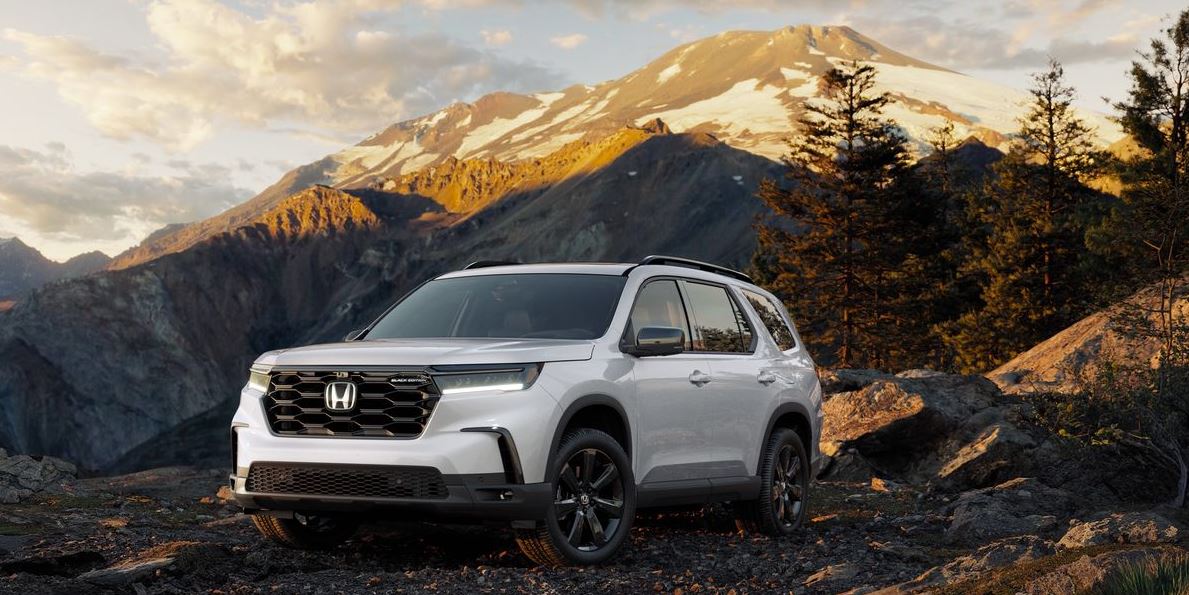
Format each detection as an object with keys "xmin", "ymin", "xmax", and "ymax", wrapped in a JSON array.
[
  {"xmin": 628, "ymin": 280, "xmax": 691, "ymax": 348},
  {"xmin": 366, "ymin": 274, "xmax": 627, "ymax": 340},
  {"xmin": 683, "ymin": 282, "xmax": 753, "ymax": 353},
  {"xmin": 743, "ymin": 290, "xmax": 797, "ymax": 350}
]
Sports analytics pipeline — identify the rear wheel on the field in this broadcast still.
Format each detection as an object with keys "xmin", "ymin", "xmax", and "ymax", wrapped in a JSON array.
[
  {"xmin": 736, "ymin": 428, "xmax": 809, "ymax": 535},
  {"xmin": 251, "ymin": 513, "xmax": 359, "ymax": 550},
  {"xmin": 516, "ymin": 428, "xmax": 636, "ymax": 566}
]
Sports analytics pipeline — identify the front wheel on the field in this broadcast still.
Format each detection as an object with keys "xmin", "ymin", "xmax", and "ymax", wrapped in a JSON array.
[
  {"xmin": 516, "ymin": 428, "xmax": 636, "ymax": 566},
  {"xmin": 736, "ymin": 427, "xmax": 809, "ymax": 535},
  {"xmin": 251, "ymin": 513, "xmax": 358, "ymax": 550}
]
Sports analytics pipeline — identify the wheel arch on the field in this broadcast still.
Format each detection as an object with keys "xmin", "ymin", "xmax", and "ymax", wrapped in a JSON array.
[
  {"xmin": 759, "ymin": 401, "xmax": 814, "ymax": 473},
  {"xmin": 549, "ymin": 395, "xmax": 632, "ymax": 460}
]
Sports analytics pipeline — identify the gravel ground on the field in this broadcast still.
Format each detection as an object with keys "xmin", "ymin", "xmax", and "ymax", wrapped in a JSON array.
[{"xmin": 0, "ymin": 468, "xmax": 943, "ymax": 594}]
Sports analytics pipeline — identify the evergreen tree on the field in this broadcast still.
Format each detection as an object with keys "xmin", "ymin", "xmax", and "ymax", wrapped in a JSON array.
[
  {"xmin": 945, "ymin": 60, "xmax": 1108, "ymax": 371},
  {"xmin": 753, "ymin": 61, "xmax": 935, "ymax": 369}
]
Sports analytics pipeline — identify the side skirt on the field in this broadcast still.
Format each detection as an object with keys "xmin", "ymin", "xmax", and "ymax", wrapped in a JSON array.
[{"xmin": 636, "ymin": 476, "xmax": 761, "ymax": 509}]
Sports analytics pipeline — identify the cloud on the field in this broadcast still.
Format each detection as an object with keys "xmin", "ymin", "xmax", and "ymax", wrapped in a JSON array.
[
  {"xmin": 0, "ymin": 143, "xmax": 250, "ymax": 253},
  {"xmin": 550, "ymin": 33, "xmax": 589, "ymax": 49},
  {"xmin": 481, "ymin": 29, "xmax": 513, "ymax": 46},
  {"xmin": 2, "ymin": 0, "xmax": 562, "ymax": 151},
  {"xmin": 844, "ymin": 15, "xmax": 1140, "ymax": 70}
]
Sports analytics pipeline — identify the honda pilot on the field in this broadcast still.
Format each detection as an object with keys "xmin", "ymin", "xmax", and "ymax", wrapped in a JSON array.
[{"xmin": 230, "ymin": 256, "xmax": 823, "ymax": 565}]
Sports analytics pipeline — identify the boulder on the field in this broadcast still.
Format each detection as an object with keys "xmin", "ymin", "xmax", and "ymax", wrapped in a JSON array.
[
  {"xmin": 1058, "ymin": 512, "xmax": 1180, "ymax": 549},
  {"xmin": 821, "ymin": 372, "xmax": 1049, "ymax": 490},
  {"xmin": 944, "ymin": 478, "xmax": 1076, "ymax": 545},
  {"xmin": 0, "ymin": 451, "xmax": 77, "ymax": 503},
  {"xmin": 820, "ymin": 369, "xmax": 892, "ymax": 394}
]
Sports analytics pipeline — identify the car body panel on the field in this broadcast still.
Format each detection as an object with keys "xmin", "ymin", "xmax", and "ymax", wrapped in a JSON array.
[{"xmin": 231, "ymin": 261, "xmax": 824, "ymax": 519}]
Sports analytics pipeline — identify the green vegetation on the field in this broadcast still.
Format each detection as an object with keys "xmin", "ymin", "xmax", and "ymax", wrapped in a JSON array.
[{"xmin": 1090, "ymin": 556, "xmax": 1189, "ymax": 595}]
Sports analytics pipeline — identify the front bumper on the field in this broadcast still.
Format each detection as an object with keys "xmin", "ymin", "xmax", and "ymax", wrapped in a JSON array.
[
  {"xmin": 230, "ymin": 377, "xmax": 562, "ymax": 522},
  {"xmin": 230, "ymin": 471, "xmax": 553, "ymax": 523}
]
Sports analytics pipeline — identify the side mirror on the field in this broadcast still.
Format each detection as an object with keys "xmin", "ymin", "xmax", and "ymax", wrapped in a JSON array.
[
  {"xmin": 628, "ymin": 326, "xmax": 685, "ymax": 357},
  {"xmin": 344, "ymin": 329, "xmax": 364, "ymax": 342}
]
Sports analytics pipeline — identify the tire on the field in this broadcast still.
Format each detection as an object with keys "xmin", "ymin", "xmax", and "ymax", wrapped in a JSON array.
[
  {"xmin": 736, "ymin": 427, "xmax": 809, "ymax": 535},
  {"xmin": 516, "ymin": 428, "xmax": 636, "ymax": 566},
  {"xmin": 251, "ymin": 513, "xmax": 359, "ymax": 550}
]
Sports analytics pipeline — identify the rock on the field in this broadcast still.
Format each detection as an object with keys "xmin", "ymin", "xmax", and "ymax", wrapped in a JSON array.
[
  {"xmin": 0, "ymin": 550, "xmax": 105, "ymax": 576},
  {"xmin": 1058, "ymin": 512, "xmax": 1180, "ymax": 549},
  {"xmin": 0, "ymin": 451, "xmax": 77, "ymax": 503},
  {"xmin": 215, "ymin": 484, "xmax": 233, "ymax": 503},
  {"xmin": 804, "ymin": 561, "xmax": 861, "ymax": 587},
  {"xmin": 944, "ymin": 478, "xmax": 1075, "ymax": 545},
  {"xmin": 820, "ymin": 369, "xmax": 892, "ymax": 394},
  {"xmin": 939, "ymin": 535, "xmax": 1056, "ymax": 581},
  {"xmin": 821, "ymin": 372, "xmax": 1055, "ymax": 491},
  {"xmin": 79, "ymin": 541, "xmax": 225, "ymax": 586},
  {"xmin": 819, "ymin": 441, "xmax": 879, "ymax": 482},
  {"xmin": 1022, "ymin": 547, "xmax": 1186, "ymax": 594}
]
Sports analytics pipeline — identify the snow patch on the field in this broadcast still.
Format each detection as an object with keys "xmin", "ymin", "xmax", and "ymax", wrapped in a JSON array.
[
  {"xmin": 457, "ymin": 104, "xmax": 553, "ymax": 158},
  {"xmin": 780, "ymin": 67, "xmax": 808, "ymax": 80},
  {"xmin": 657, "ymin": 63, "xmax": 682, "ymax": 85},
  {"xmin": 866, "ymin": 62, "xmax": 1123, "ymax": 145},
  {"xmin": 638, "ymin": 79, "xmax": 791, "ymax": 141},
  {"xmin": 457, "ymin": 114, "xmax": 472, "ymax": 128},
  {"xmin": 425, "ymin": 110, "xmax": 448, "ymax": 127},
  {"xmin": 808, "ymin": 46, "xmax": 825, "ymax": 56},
  {"xmin": 534, "ymin": 92, "xmax": 566, "ymax": 107}
]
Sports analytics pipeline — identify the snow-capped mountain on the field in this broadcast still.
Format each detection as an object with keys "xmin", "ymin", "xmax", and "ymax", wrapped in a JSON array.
[
  {"xmin": 109, "ymin": 24, "xmax": 1121, "ymax": 270},
  {"xmin": 324, "ymin": 24, "xmax": 1120, "ymax": 186}
]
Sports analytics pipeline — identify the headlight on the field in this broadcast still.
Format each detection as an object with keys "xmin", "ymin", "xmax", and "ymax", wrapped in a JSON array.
[
  {"xmin": 247, "ymin": 366, "xmax": 271, "ymax": 393},
  {"xmin": 433, "ymin": 364, "xmax": 542, "ymax": 395}
]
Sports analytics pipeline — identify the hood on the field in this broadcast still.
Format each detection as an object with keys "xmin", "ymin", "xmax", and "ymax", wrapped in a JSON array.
[{"xmin": 256, "ymin": 338, "xmax": 596, "ymax": 369}]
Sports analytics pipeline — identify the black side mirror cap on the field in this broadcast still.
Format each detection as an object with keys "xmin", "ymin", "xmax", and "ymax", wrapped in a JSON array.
[{"xmin": 627, "ymin": 326, "xmax": 685, "ymax": 357}]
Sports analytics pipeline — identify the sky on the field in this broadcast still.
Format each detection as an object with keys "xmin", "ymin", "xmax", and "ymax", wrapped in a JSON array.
[{"xmin": 0, "ymin": 0, "xmax": 1180, "ymax": 261}]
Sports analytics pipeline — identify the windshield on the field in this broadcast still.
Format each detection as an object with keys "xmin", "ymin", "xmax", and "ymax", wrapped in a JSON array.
[{"xmin": 364, "ymin": 274, "xmax": 628, "ymax": 340}]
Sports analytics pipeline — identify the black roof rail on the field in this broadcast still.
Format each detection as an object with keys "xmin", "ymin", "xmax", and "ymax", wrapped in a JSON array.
[
  {"xmin": 628, "ymin": 255, "xmax": 752, "ymax": 283},
  {"xmin": 463, "ymin": 260, "xmax": 522, "ymax": 270}
]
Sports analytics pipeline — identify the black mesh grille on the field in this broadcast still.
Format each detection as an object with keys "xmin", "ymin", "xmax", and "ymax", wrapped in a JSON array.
[
  {"xmin": 263, "ymin": 370, "xmax": 439, "ymax": 438},
  {"xmin": 246, "ymin": 463, "xmax": 449, "ymax": 499}
]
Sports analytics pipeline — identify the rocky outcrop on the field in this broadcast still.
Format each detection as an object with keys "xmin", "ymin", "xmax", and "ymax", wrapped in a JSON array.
[
  {"xmin": 0, "ymin": 448, "xmax": 76, "ymax": 503},
  {"xmin": 820, "ymin": 370, "xmax": 1054, "ymax": 491},
  {"xmin": 991, "ymin": 276, "xmax": 1189, "ymax": 394},
  {"xmin": 943, "ymin": 478, "xmax": 1075, "ymax": 545},
  {"xmin": 1058, "ymin": 512, "xmax": 1181, "ymax": 549}
]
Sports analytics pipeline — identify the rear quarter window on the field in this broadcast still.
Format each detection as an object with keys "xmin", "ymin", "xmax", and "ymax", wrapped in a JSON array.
[{"xmin": 742, "ymin": 289, "xmax": 797, "ymax": 351}]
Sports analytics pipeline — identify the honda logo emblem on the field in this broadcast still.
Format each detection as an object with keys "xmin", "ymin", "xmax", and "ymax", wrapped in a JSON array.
[{"xmin": 324, "ymin": 382, "xmax": 357, "ymax": 411}]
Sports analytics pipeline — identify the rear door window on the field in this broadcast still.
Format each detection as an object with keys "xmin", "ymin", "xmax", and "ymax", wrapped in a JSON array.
[{"xmin": 682, "ymin": 281, "xmax": 754, "ymax": 353}]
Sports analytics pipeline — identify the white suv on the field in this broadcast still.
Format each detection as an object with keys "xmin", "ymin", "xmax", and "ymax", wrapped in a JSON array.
[{"xmin": 230, "ymin": 256, "xmax": 823, "ymax": 565}]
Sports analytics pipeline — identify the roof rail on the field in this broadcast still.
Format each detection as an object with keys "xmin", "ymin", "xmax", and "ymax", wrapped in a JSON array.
[
  {"xmin": 629, "ymin": 255, "xmax": 752, "ymax": 283},
  {"xmin": 463, "ymin": 260, "xmax": 522, "ymax": 270}
]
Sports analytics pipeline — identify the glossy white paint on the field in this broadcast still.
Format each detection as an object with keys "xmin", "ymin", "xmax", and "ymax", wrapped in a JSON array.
[{"xmin": 232, "ymin": 262, "xmax": 823, "ymax": 493}]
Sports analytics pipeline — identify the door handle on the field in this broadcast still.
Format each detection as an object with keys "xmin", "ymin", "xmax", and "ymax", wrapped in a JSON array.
[
  {"xmin": 758, "ymin": 372, "xmax": 778, "ymax": 385},
  {"xmin": 688, "ymin": 371, "xmax": 712, "ymax": 386}
]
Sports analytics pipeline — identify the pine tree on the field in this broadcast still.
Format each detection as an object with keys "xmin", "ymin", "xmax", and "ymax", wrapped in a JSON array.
[
  {"xmin": 945, "ymin": 60, "xmax": 1108, "ymax": 371},
  {"xmin": 753, "ymin": 61, "xmax": 934, "ymax": 369}
]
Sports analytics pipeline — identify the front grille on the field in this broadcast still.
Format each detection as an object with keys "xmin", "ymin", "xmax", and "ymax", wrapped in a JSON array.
[
  {"xmin": 246, "ymin": 463, "xmax": 449, "ymax": 499},
  {"xmin": 263, "ymin": 370, "xmax": 439, "ymax": 438}
]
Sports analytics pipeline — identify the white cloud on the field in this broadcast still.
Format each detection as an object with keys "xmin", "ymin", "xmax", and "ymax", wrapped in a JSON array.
[
  {"xmin": 550, "ymin": 33, "xmax": 589, "ymax": 49},
  {"xmin": 481, "ymin": 29, "xmax": 513, "ymax": 46},
  {"xmin": 2, "ymin": 0, "xmax": 561, "ymax": 151},
  {"xmin": 0, "ymin": 142, "xmax": 251, "ymax": 259}
]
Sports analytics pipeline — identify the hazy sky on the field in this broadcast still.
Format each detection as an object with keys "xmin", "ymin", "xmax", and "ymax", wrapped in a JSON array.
[{"xmin": 0, "ymin": 0, "xmax": 1180, "ymax": 260}]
